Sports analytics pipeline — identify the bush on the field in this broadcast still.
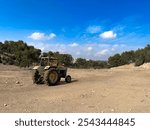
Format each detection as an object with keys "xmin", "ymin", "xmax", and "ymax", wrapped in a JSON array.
[{"xmin": 134, "ymin": 58, "xmax": 145, "ymax": 66}]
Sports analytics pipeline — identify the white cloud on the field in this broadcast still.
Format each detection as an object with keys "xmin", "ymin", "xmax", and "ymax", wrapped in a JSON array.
[
  {"xmin": 100, "ymin": 31, "xmax": 117, "ymax": 39},
  {"xmin": 47, "ymin": 33, "xmax": 56, "ymax": 40},
  {"xmin": 28, "ymin": 32, "xmax": 44, "ymax": 40},
  {"xmin": 76, "ymin": 52, "xmax": 81, "ymax": 55},
  {"xmin": 97, "ymin": 49, "xmax": 109, "ymax": 56},
  {"xmin": 28, "ymin": 42, "xmax": 132, "ymax": 60},
  {"xmin": 69, "ymin": 42, "xmax": 79, "ymax": 47},
  {"xmin": 86, "ymin": 25, "xmax": 101, "ymax": 33},
  {"xmin": 28, "ymin": 32, "xmax": 56, "ymax": 40},
  {"xmin": 87, "ymin": 46, "xmax": 93, "ymax": 51}
]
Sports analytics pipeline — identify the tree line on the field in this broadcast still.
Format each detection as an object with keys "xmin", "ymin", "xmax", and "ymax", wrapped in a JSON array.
[
  {"xmin": 0, "ymin": 40, "xmax": 150, "ymax": 68},
  {"xmin": 0, "ymin": 40, "xmax": 41, "ymax": 67},
  {"xmin": 108, "ymin": 44, "xmax": 150, "ymax": 67},
  {"xmin": 0, "ymin": 40, "xmax": 108, "ymax": 68}
]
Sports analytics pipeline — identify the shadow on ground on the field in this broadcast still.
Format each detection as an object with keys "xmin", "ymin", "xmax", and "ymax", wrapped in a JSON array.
[{"xmin": 57, "ymin": 79, "xmax": 78, "ymax": 86}]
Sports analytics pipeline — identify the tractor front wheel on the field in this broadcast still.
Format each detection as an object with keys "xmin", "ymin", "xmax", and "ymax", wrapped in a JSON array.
[{"xmin": 65, "ymin": 75, "xmax": 71, "ymax": 83}]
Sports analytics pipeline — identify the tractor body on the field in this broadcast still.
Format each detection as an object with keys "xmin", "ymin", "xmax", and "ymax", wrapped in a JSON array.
[{"xmin": 32, "ymin": 57, "xmax": 71, "ymax": 86}]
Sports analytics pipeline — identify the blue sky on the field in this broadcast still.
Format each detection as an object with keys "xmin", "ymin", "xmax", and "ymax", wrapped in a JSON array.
[{"xmin": 0, "ymin": 0, "xmax": 150, "ymax": 60}]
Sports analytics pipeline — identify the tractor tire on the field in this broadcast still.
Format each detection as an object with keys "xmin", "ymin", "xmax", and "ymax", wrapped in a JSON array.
[
  {"xmin": 44, "ymin": 69, "xmax": 59, "ymax": 86},
  {"xmin": 32, "ymin": 70, "xmax": 41, "ymax": 84},
  {"xmin": 65, "ymin": 75, "xmax": 71, "ymax": 83}
]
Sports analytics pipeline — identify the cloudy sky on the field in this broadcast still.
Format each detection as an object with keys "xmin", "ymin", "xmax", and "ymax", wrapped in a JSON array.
[{"xmin": 0, "ymin": 0, "xmax": 150, "ymax": 60}]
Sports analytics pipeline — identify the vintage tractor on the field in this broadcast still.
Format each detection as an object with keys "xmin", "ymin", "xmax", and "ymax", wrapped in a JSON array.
[{"xmin": 32, "ymin": 56, "xmax": 71, "ymax": 86}]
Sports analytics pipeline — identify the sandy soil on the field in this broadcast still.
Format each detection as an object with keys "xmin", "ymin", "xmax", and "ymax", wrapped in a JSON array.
[{"xmin": 0, "ymin": 64, "xmax": 150, "ymax": 113}]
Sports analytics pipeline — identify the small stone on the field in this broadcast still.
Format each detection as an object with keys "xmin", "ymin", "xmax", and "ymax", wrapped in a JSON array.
[
  {"xmin": 91, "ymin": 90, "xmax": 95, "ymax": 93},
  {"xmin": 111, "ymin": 109, "xmax": 115, "ymax": 112},
  {"xmin": 3, "ymin": 104, "xmax": 7, "ymax": 107},
  {"xmin": 16, "ymin": 81, "xmax": 20, "ymax": 84},
  {"xmin": 5, "ymin": 82, "xmax": 8, "ymax": 84},
  {"xmin": 128, "ymin": 109, "xmax": 132, "ymax": 112},
  {"xmin": 80, "ymin": 94, "xmax": 85, "ymax": 98}
]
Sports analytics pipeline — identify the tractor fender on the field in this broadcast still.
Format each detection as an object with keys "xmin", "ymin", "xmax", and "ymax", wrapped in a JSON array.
[
  {"xmin": 44, "ymin": 66, "xmax": 50, "ymax": 70},
  {"xmin": 33, "ymin": 66, "xmax": 40, "ymax": 70}
]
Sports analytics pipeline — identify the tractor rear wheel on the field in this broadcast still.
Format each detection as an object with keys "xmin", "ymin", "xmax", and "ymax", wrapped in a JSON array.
[
  {"xmin": 44, "ymin": 69, "xmax": 59, "ymax": 86},
  {"xmin": 32, "ymin": 70, "xmax": 41, "ymax": 84}
]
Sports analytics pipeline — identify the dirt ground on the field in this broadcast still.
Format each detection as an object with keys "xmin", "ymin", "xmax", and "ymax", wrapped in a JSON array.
[{"xmin": 0, "ymin": 64, "xmax": 150, "ymax": 113}]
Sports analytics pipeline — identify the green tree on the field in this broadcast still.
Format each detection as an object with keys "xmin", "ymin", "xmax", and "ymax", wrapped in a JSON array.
[
  {"xmin": 59, "ymin": 54, "xmax": 73, "ymax": 67},
  {"xmin": 108, "ymin": 54, "xmax": 122, "ymax": 67},
  {"xmin": 120, "ymin": 51, "xmax": 135, "ymax": 65},
  {"xmin": 75, "ymin": 58, "xmax": 87, "ymax": 68}
]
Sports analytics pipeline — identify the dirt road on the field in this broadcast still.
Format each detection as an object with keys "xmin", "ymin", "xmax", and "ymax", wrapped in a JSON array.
[{"xmin": 0, "ymin": 64, "xmax": 150, "ymax": 112}]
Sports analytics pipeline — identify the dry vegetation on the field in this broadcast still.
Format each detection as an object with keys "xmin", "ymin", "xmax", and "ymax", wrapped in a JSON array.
[{"xmin": 0, "ymin": 64, "xmax": 150, "ymax": 112}]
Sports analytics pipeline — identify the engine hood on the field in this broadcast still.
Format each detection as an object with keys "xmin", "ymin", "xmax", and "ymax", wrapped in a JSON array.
[
  {"xmin": 33, "ymin": 66, "xmax": 40, "ymax": 70},
  {"xmin": 44, "ymin": 66, "xmax": 50, "ymax": 70}
]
